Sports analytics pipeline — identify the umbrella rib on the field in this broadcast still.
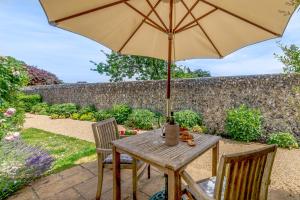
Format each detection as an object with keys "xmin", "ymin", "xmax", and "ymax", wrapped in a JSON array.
[
  {"xmin": 118, "ymin": 0, "xmax": 163, "ymax": 53},
  {"xmin": 175, "ymin": 8, "xmax": 217, "ymax": 33},
  {"xmin": 174, "ymin": 0, "xmax": 201, "ymax": 31},
  {"xmin": 52, "ymin": 0, "xmax": 130, "ymax": 24},
  {"xmin": 180, "ymin": 0, "xmax": 222, "ymax": 58},
  {"xmin": 200, "ymin": 0, "xmax": 281, "ymax": 36},
  {"xmin": 124, "ymin": 2, "xmax": 167, "ymax": 33},
  {"xmin": 145, "ymin": 0, "xmax": 168, "ymax": 31}
]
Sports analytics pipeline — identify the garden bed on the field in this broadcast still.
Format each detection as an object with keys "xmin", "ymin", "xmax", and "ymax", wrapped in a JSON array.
[{"xmin": 0, "ymin": 128, "xmax": 96, "ymax": 199}]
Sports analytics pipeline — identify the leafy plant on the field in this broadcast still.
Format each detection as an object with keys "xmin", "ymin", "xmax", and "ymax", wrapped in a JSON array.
[
  {"xmin": 192, "ymin": 125, "xmax": 208, "ymax": 133},
  {"xmin": 79, "ymin": 113, "xmax": 96, "ymax": 122},
  {"xmin": 31, "ymin": 103, "xmax": 49, "ymax": 115},
  {"xmin": 94, "ymin": 110, "xmax": 113, "ymax": 121},
  {"xmin": 49, "ymin": 103, "xmax": 78, "ymax": 118},
  {"xmin": 71, "ymin": 113, "xmax": 81, "ymax": 120},
  {"xmin": 174, "ymin": 110, "xmax": 202, "ymax": 128},
  {"xmin": 267, "ymin": 132, "xmax": 299, "ymax": 149},
  {"xmin": 225, "ymin": 105, "xmax": 262, "ymax": 142},
  {"xmin": 0, "ymin": 56, "xmax": 29, "ymax": 105},
  {"xmin": 78, "ymin": 105, "xmax": 97, "ymax": 115},
  {"xmin": 125, "ymin": 109, "xmax": 156, "ymax": 130},
  {"xmin": 18, "ymin": 94, "xmax": 42, "ymax": 112},
  {"xmin": 26, "ymin": 65, "xmax": 62, "ymax": 86},
  {"xmin": 111, "ymin": 104, "xmax": 132, "ymax": 124}
]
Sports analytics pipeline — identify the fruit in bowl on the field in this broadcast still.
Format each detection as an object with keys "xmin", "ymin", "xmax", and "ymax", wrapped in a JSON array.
[{"xmin": 180, "ymin": 127, "xmax": 189, "ymax": 132}]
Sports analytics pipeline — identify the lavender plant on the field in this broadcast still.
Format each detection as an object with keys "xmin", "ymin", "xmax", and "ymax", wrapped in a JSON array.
[{"xmin": 0, "ymin": 138, "xmax": 54, "ymax": 199}]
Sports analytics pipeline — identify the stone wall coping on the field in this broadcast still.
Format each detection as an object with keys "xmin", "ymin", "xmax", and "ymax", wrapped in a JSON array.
[{"xmin": 23, "ymin": 73, "xmax": 299, "ymax": 91}]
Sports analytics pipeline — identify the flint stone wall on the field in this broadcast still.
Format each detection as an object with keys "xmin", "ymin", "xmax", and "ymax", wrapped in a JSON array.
[{"xmin": 23, "ymin": 74, "xmax": 300, "ymax": 138}]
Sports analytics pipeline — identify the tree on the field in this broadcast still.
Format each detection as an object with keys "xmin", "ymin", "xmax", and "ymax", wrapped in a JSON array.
[
  {"xmin": 26, "ymin": 65, "xmax": 62, "ymax": 86},
  {"xmin": 91, "ymin": 51, "xmax": 210, "ymax": 82},
  {"xmin": 274, "ymin": 43, "xmax": 300, "ymax": 73}
]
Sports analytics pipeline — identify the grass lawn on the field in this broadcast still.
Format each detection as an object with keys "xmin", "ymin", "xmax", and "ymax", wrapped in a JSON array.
[{"xmin": 21, "ymin": 128, "xmax": 96, "ymax": 174}]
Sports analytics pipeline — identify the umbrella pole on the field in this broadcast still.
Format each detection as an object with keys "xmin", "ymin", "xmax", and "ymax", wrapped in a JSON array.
[
  {"xmin": 166, "ymin": 0, "xmax": 174, "ymax": 119},
  {"xmin": 166, "ymin": 35, "xmax": 172, "ymax": 118}
]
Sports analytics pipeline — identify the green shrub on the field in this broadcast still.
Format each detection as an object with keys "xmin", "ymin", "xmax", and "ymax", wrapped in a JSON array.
[
  {"xmin": 50, "ymin": 114, "xmax": 59, "ymax": 119},
  {"xmin": 95, "ymin": 110, "xmax": 113, "ymax": 121},
  {"xmin": 225, "ymin": 105, "xmax": 262, "ymax": 142},
  {"xmin": 125, "ymin": 109, "xmax": 156, "ymax": 130},
  {"xmin": 18, "ymin": 94, "xmax": 42, "ymax": 112},
  {"xmin": 31, "ymin": 103, "xmax": 49, "ymax": 115},
  {"xmin": 174, "ymin": 110, "xmax": 202, "ymax": 128},
  {"xmin": 78, "ymin": 105, "xmax": 97, "ymax": 115},
  {"xmin": 71, "ymin": 113, "xmax": 81, "ymax": 120},
  {"xmin": 267, "ymin": 132, "xmax": 299, "ymax": 149},
  {"xmin": 49, "ymin": 103, "xmax": 78, "ymax": 117},
  {"xmin": 79, "ymin": 112, "xmax": 96, "ymax": 122},
  {"xmin": 192, "ymin": 125, "xmax": 208, "ymax": 133},
  {"xmin": 111, "ymin": 104, "xmax": 132, "ymax": 124}
]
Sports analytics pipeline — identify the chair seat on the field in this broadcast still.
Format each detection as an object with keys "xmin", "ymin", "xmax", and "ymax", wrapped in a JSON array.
[
  {"xmin": 104, "ymin": 153, "xmax": 135, "ymax": 164},
  {"xmin": 186, "ymin": 177, "xmax": 226, "ymax": 200},
  {"xmin": 198, "ymin": 177, "xmax": 217, "ymax": 198}
]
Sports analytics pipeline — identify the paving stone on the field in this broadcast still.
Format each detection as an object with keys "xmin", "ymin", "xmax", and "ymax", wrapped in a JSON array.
[
  {"xmin": 35, "ymin": 169, "xmax": 94, "ymax": 199},
  {"xmin": 32, "ymin": 174, "xmax": 62, "ymax": 190},
  {"xmin": 58, "ymin": 166, "xmax": 87, "ymax": 179},
  {"xmin": 8, "ymin": 187, "xmax": 39, "ymax": 200},
  {"xmin": 81, "ymin": 161, "xmax": 98, "ymax": 175},
  {"xmin": 74, "ymin": 176, "xmax": 112, "ymax": 200},
  {"xmin": 43, "ymin": 188, "xmax": 84, "ymax": 200},
  {"xmin": 139, "ymin": 172, "xmax": 165, "ymax": 197}
]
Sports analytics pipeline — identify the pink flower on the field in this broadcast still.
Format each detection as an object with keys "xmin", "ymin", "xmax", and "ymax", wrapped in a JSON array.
[
  {"xmin": 4, "ymin": 108, "xmax": 16, "ymax": 117},
  {"xmin": 5, "ymin": 135, "xmax": 15, "ymax": 141},
  {"xmin": 4, "ymin": 132, "xmax": 20, "ymax": 141}
]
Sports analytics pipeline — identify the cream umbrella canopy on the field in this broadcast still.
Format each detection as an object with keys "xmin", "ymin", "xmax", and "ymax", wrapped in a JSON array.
[{"xmin": 39, "ymin": 0, "xmax": 297, "ymax": 116}]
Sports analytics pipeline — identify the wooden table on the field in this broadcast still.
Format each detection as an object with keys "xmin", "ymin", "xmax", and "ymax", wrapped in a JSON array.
[{"xmin": 112, "ymin": 129, "xmax": 221, "ymax": 200}]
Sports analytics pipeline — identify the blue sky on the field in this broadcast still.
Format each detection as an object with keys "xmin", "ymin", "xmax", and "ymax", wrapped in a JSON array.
[{"xmin": 0, "ymin": 0, "xmax": 299, "ymax": 83}]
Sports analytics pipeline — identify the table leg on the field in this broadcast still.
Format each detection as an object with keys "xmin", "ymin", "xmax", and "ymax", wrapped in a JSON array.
[
  {"xmin": 212, "ymin": 141, "xmax": 219, "ymax": 176},
  {"xmin": 167, "ymin": 170, "xmax": 181, "ymax": 200},
  {"xmin": 113, "ymin": 146, "xmax": 121, "ymax": 200}
]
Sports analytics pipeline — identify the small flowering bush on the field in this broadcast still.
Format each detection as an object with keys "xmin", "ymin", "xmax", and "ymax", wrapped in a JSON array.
[
  {"xmin": 0, "ymin": 106, "xmax": 25, "ymax": 140},
  {"xmin": 0, "ymin": 138, "xmax": 54, "ymax": 199},
  {"xmin": 0, "ymin": 56, "xmax": 28, "ymax": 140}
]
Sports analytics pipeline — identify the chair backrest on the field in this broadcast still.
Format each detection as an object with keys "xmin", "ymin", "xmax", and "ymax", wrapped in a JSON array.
[
  {"xmin": 92, "ymin": 118, "xmax": 119, "ymax": 159},
  {"xmin": 214, "ymin": 145, "xmax": 277, "ymax": 200}
]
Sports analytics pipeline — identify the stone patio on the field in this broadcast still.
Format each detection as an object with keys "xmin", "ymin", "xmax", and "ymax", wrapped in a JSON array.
[
  {"xmin": 8, "ymin": 140, "xmax": 300, "ymax": 200},
  {"xmin": 8, "ymin": 160, "xmax": 165, "ymax": 200}
]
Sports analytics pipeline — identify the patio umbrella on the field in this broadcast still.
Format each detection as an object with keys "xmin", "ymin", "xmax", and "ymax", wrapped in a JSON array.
[{"xmin": 39, "ymin": 0, "xmax": 297, "ymax": 117}]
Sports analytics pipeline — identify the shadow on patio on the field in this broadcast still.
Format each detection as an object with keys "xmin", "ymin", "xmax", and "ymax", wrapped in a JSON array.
[{"xmin": 8, "ymin": 140, "xmax": 300, "ymax": 200}]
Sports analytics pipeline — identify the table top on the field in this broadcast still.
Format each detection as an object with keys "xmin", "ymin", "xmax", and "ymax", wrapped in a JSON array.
[{"xmin": 112, "ymin": 129, "xmax": 221, "ymax": 171}]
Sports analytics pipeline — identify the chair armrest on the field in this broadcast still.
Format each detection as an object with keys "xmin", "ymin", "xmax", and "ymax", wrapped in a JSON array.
[
  {"xmin": 181, "ymin": 170, "xmax": 215, "ymax": 200},
  {"xmin": 96, "ymin": 148, "xmax": 112, "ymax": 154}
]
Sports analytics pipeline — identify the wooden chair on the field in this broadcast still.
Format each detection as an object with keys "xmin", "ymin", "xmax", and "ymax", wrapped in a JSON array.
[
  {"xmin": 181, "ymin": 145, "xmax": 277, "ymax": 200},
  {"xmin": 92, "ymin": 118, "xmax": 150, "ymax": 200}
]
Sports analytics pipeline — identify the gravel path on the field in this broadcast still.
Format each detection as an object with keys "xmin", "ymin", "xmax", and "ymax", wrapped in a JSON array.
[{"xmin": 24, "ymin": 114, "xmax": 300, "ymax": 199}]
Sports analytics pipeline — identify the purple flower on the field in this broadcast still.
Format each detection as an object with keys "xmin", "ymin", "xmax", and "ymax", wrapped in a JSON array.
[{"xmin": 25, "ymin": 151, "xmax": 54, "ymax": 177}]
